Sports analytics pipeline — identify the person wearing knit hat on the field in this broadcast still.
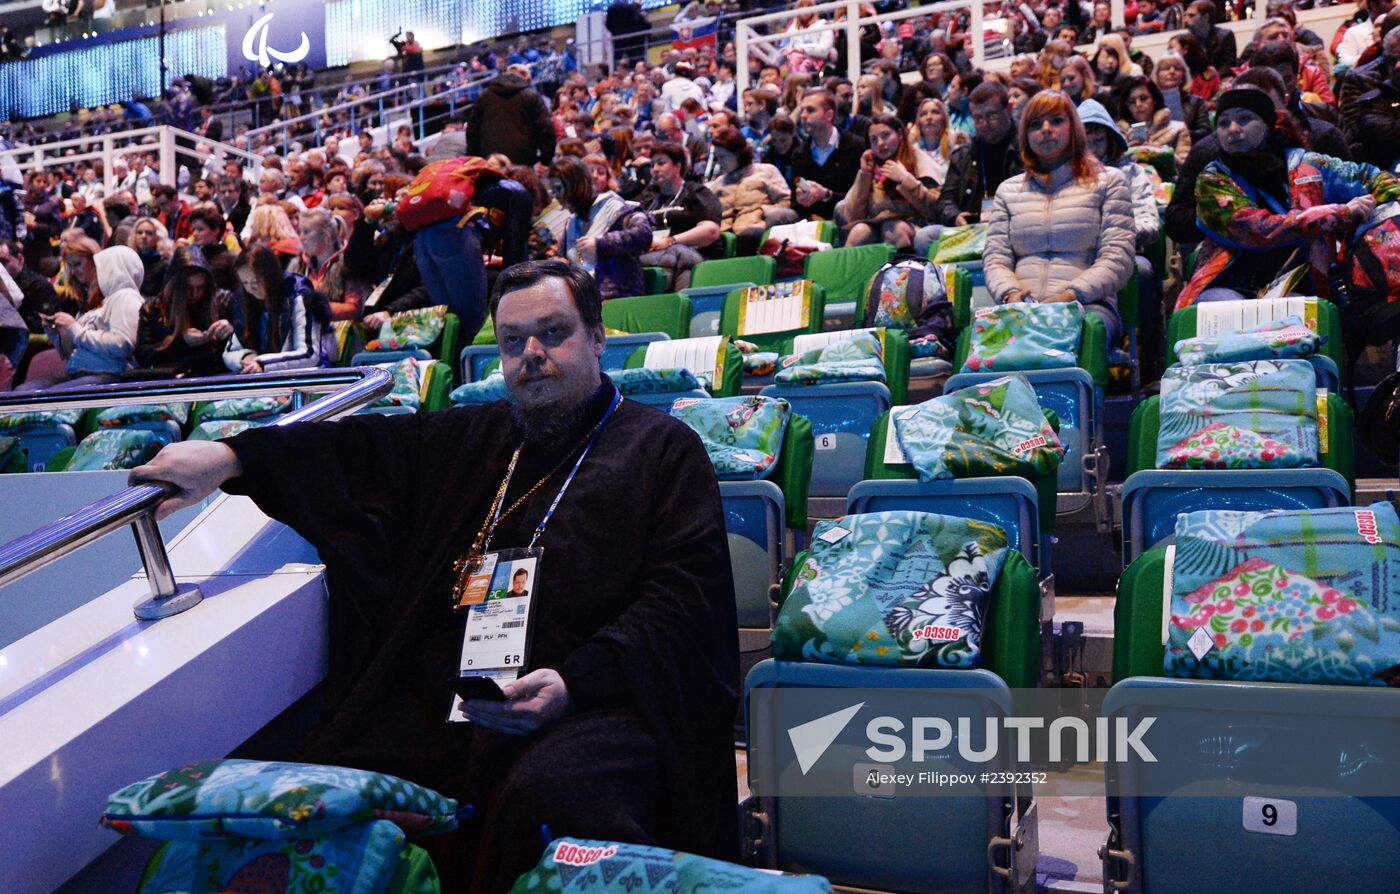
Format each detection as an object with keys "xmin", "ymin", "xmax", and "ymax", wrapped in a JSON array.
[{"xmin": 1178, "ymin": 82, "xmax": 1400, "ymax": 307}]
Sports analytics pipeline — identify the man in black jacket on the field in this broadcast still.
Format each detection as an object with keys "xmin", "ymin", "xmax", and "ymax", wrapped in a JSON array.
[
  {"xmin": 933, "ymin": 82, "xmax": 1022, "ymax": 228},
  {"xmin": 1184, "ymin": 0, "xmax": 1237, "ymax": 73},
  {"xmin": 789, "ymin": 89, "xmax": 865, "ymax": 220},
  {"xmin": 0, "ymin": 239, "xmax": 57, "ymax": 333},
  {"xmin": 467, "ymin": 65, "xmax": 557, "ymax": 167}
]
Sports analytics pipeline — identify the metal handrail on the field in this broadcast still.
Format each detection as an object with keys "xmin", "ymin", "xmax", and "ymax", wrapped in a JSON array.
[{"xmin": 0, "ymin": 366, "xmax": 393, "ymax": 620}]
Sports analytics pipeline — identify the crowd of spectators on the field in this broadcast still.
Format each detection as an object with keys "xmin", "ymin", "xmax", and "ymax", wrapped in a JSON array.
[{"xmin": 2, "ymin": 0, "xmax": 1398, "ymax": 394}]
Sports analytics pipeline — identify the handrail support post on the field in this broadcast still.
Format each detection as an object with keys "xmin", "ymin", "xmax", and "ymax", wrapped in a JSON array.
[{"xmin": 131, "ymin": 513, "xmax": 202, "ymax": 620}]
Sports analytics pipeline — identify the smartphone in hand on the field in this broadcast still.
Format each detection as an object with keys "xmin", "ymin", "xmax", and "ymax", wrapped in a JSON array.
[{"xmin": 453, "ymin": 675, "xmax": 507, "ymax": 703}]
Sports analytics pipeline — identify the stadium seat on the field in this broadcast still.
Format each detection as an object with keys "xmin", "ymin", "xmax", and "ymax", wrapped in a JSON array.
[
  {"xmin": 354, "ymin": 309, "xmax": 461, "ymax": 374},
  {"xmin": 948, "ymin": 313, "xmax": 1109, "ymax": 504},
  {"xmin": 848, "ymin": 410, "xmax": 1056, "ymax": 579},
  {"xmin": 719, "ymin": 281, "xmax": 828, "ymax": 355},
  {"xmin": 642, "ymin": 266, "xmax": 667, "ymax": 295},
  {"xmin": 600, "ymin": 292, "xmax": 693, "ymax": 339},
  {"xmin": 1102, "ymin": 547, "xmax": 1400, "ymax": 893},
  {"xmin": 802, "ymin": 243, "xmax": 894, "ymax": 329},
  {"xmin": 0, "ymin": 412, "xmax": 79, "ymax": 472},
  {"xmin": 1119, "ymin": 392, "xmax": 1355, "ymax": 562},
  {"xmin": 691, "ymin": 255, "xmax": 777, "ymax": 290},
  {"xmin": 1165, "ymin": 296, "xmax": 1344, "ymax": 392},
  {"xmin": 743, "ymin": 546, "xmax": 1040, "ymax": 892},
  {"xmin": 759, "ymin": 327, "xmax": 909, "ymax": 502},
  {"xmin": 715, "ymin": 411, "xmax": 812, "ymax": 651},
  {"xmin": 354, "ymin": 359, "xmax": 452, "ymax": 415},
  {"xmin": 625, "ymin": 335, "xmax": 744, "ymax": 399}
]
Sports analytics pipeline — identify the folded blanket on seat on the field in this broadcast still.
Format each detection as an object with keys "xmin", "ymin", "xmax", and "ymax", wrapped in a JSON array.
[
  {"xmin": 607, "ymin": 366, "xmax": 701, "ymax": 395},
  {"xmin": 195, "ymin": 396, "xmax": 290, "ymax": 424},
  {"xmin": 0, "ymin": 408, "xmax": 83, "ymax": 430},
  {"xmin": 962, "ymin": 302, "xmax": 1082, "ymax": 374},
  {"xmin": 1173, "ymin": 316, "xmax": 1322, "ymax": 366},
  {"xmin": 449, "ymin": 371, "xmax": 509, "ymax": 406},
  {"xmin": 68, "ymin": 429, "xmax": 161, "ymax": 471},
  {"xmin": 670, "ymin": 394, "xmax": 789, "ymax": 479},
  {"xmin": 1165, "ymin": 503, "xmax": 1400, "ymax": 685},
  {"xmin": 932, "ymin": 223, "xmax": 987, "ymax": 264},
  {"xmin": 510, "ymin": 838, "xmax": 832, "ymax": 893},
  {"xmin": 367, "ymin": 305, "xmax": 447, "ymax": 351},
  {"xmin": 774, "ymin": 330, "xmax": 886, "ymax": 385},
  {"xmin": 892, "ymin": 374, "xmax": 1064, "ymax": 481},
  {"xmin": 773, "ymin": 511, "xmax": 1010, "ymax": 669},
  {"xmin": 96, "ymin": 403, "xmax": 191, "ymax": 427},
  {"xmin": 189, "ymin": 419, "xmax": 263, "ymax": 441},
  {"xmin": 372, "ymin": 357, "xmax": 430, "ymax": 409},
  {"xmin": 1156, "ymin": 359, "xmax": 1319, "ymax": 470}
]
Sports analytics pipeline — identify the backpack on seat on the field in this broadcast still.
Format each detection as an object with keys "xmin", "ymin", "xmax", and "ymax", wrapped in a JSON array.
[{"xmin": 860, "ymin": 256, "xmax": 954, "ymax": 361}]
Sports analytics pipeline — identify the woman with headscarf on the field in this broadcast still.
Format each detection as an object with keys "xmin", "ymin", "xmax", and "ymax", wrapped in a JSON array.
[{"xmin": 1179, "ymin": 86, "xmax": 1400, "ymax": 307}]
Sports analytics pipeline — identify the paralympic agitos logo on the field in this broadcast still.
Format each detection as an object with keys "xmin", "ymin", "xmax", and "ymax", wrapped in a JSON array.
[{"xmin": 242, "ymin": 12, "xmax": 311, "ymax": 68}]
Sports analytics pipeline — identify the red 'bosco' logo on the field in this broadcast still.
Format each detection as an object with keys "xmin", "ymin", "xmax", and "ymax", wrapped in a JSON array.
[
  {"xmin": 1356, "ymin": 510, "xmax": 1383, "ymax": 545},
  {"xmin": 554, "ymin": 843, "xmax": 619, "ymax": 866},
  {"xmin": 1015, "ymin": 435, "xmax": 1047, "ymax": 454}
]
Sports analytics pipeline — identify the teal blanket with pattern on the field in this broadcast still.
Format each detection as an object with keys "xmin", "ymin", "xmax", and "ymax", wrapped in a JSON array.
[
  {"xmin": 962, "ymin": 303, "xmax": 1082, "ymax": 374},
  {"xmin": 1174, "ymin": 316, "xmax": 1322, "ymax": 366},
  {"xmin": 510, "ymin": 838, "xmax": 831, "ymax": 893},
  {"xmin": 1165, "ymin": 503, "xmax": 1400, "ymax": 686},
  {"xmin": 608, "ymin": 366, "xmax": 701, "ymax": 395},
  {"xmin": 1156, "ymin": 359, "xmax": 1319, "ymax": 470},
  {"xmin": 773, "ymin": 511, "xmax": 1010, "ymax": 669},
  {"xmin": 892, "ymin": 374, "xmax": 1063, "ymax": 481},
  {"xmin": 774, "ymin": 331, "xmax": 886, "ymax": 385},
  {"xmin": 450, "ymin": 371, "xmax": 509, "ymax": 405},
  {"xmin": 670, "ymin": 395, "xmax": 789, "ymax": 479}
]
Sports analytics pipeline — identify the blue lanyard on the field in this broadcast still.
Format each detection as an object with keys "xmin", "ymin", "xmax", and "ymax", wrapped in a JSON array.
[{"xmin": 485, "ymin": 386, "xmax": 622, "ymax": 553}]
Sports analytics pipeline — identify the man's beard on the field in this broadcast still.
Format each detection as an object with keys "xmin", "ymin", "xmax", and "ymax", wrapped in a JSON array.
[{"xmin": 509, "ymin": 391, "xmax": 592, "ymax": 446}]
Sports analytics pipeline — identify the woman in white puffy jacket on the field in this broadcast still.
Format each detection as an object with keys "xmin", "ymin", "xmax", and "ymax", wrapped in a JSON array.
[
  {"xmin": 21, "ymin": 244, "xmax": 145, "ymax": 390},
  {"xmin": 983, "ymin": 90, "xmax": 1135, "ymax": 347}
]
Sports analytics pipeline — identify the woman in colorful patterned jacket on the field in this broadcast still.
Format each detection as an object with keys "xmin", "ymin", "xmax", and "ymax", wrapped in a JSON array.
[{"xmin": 1177, "ymin": 85, "xmax": 1400, "ymax": 308}]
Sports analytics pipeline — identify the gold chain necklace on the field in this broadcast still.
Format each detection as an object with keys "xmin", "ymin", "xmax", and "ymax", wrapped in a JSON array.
[{"xmin": 449, "ymin": 415, "xmax": 608, "ymax": 605}]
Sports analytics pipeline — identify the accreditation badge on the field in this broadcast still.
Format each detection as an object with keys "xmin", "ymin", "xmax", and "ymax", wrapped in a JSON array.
[{"xmin": 448, "ymin": 547, "xmax": 541, "ymax": 722}]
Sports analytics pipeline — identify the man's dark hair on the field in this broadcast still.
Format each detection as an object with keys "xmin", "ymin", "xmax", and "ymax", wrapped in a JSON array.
[
  {"xmin": 513, "ymin": 568, "xmax": 528, "ymax": 579},
  {"xmin": 489, "ymin": 259, "xmax": 603, "ymax": 329},
  {"xmin": 1188, "ymin": 0, "xmax": 1218, "ymax": 20},
  {"xmin": 1231, "ymin": 65, "xmax": 1289, "ymax": 101},
  {"xmin": 968, "ymin": 80, "xmax": 1010, "ymax": 108},
  {"xmin": 152, "ymin": 183, "xmax": 177, "ymax": 201},
  {"xmin": 188, "ymin": 206, "xmax": 225, "ymax": 232},
  {"xmin": 1251, "ymin": 40, "xmax": 1300, "ymax": 73},
  {"xmin": 651, "ymin": 140, "xmax": 687, "ymax": 167}
]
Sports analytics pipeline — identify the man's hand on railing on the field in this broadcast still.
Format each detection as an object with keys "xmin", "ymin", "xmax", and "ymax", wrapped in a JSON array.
[{"xmin": 129, "ymin": 442, "xmax": 245, "ymax": 521}]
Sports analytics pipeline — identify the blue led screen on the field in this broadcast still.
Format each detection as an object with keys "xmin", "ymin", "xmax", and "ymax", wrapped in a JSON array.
[{"xmin": 0, "ymin": 25, "xmax": 225, "ymax": 120}]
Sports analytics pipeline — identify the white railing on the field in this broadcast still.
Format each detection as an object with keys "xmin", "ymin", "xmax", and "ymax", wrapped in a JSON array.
[
  {"xmin": 735, "ymin": 0, "xmax": 992, "ymax": 100},
  {"xmin": 0, "ymin": 125, "xmax": 265, "ymax": 192}
]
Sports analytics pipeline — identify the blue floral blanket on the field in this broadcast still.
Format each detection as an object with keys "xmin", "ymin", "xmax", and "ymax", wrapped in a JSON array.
[
  {"xmin": 774, "ymin": 331, "xmax": 887, "ymax": 385},
  {"xmin": 962, "ymin": 302, "xmax": 1082, "ymax": 374},
  {"xmin": 1174, "ymin": 316, "xmax": 1323, "ymax": 366}
]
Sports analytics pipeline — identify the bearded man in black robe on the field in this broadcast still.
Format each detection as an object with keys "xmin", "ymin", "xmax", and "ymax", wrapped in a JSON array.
[{"xmin": 131, "ymin": 261, "xmax": 740, "ymax": 892}]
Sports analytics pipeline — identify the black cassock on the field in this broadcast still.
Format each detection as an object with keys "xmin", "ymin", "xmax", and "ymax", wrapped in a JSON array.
[{"xmin": 222, "ymin": 378, "xmax": 739, "ymax": 891}]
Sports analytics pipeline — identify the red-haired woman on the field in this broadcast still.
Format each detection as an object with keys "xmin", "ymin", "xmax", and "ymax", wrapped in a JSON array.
[{"xmin": 982, "ymin": 90, "xmax": 1136, "ymax": 345}]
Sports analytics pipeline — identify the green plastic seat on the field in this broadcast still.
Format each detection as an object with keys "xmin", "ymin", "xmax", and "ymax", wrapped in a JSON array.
[
  {"xmin": 691, "ymin": 255, "xmax": 776, "ymax": 290},
  {"xmin": 601, "ymin": 292, "xmax": 693, "ymax": 339},
  {"xmin": 1124, "ymin": 390, "xmax": 1354, "ymax": 491},
  {"xmin": 718, "ymin": 281, "xmax": 827, "ymax": 354},
  {"xmin": 641, "ymin": 266, "xmax": 667, "ymax": 295},
  {"xmin": 720, "ymin": 230, "xmax": 738, "ymax": 258},
  {"xmin": 1165, "ymin": 296, "xmax": 1344, "ymax": 377},
  {"xmin": 624, "ymin": 335, "xmax": 745, "ymax": 398},
  {"xmin": 802, "ymin": 243, "xmax": 894, "ymax": 307}
]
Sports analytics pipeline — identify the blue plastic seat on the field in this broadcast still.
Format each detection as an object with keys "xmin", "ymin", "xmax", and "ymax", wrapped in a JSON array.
[
  {"xmin": 12, "ymin": 423, "xmax": 77, "ymax": 472},
  {"xmin": 1119, "ymin": 392, "xmax": 1356, "ymax": 562},
  {"xmin": 761, "ymin": 381, "xmax": 890, "ymax": 500},
  {"xmin": 715, "ymin": 413, "xmax": 812, "ymax": 651},
  {"xmin": 743, "ymin": 544, "xmax": 1041, "ymax": 892},
  {"xmin": 1102, "ymin": 548, "xmax": 1400, "ymax": 892},
  {"xmin": 681, "ymin": 282, "xmax": 755, "ymax": 339}
]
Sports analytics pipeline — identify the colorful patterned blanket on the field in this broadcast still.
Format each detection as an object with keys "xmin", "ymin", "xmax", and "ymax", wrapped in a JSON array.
[
  {"xmin": 774, "ymin": 331, "xmax": 887, "ymax": 386},
  {"xmin": 962, "ymin": 302, "xmax": 1082, "ymax": 374},
  {"xmin": 1156, "ymin": 359, "xmax": 1319, "ymax": 470},
  {"xmin": 892, "ymin": 374, "xmax": 1064, "ymax": 481},
  {"xmin": 1173, "ymin": 316, "xmax": 1322, "ymax": 366},
  {"xmin": 1165, "ymin": 503, "xmax": 1400, "ymax": 686},
  {"xmin": 773, "ymin": 511, "xmax": 1010, "ymax": 669}
]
